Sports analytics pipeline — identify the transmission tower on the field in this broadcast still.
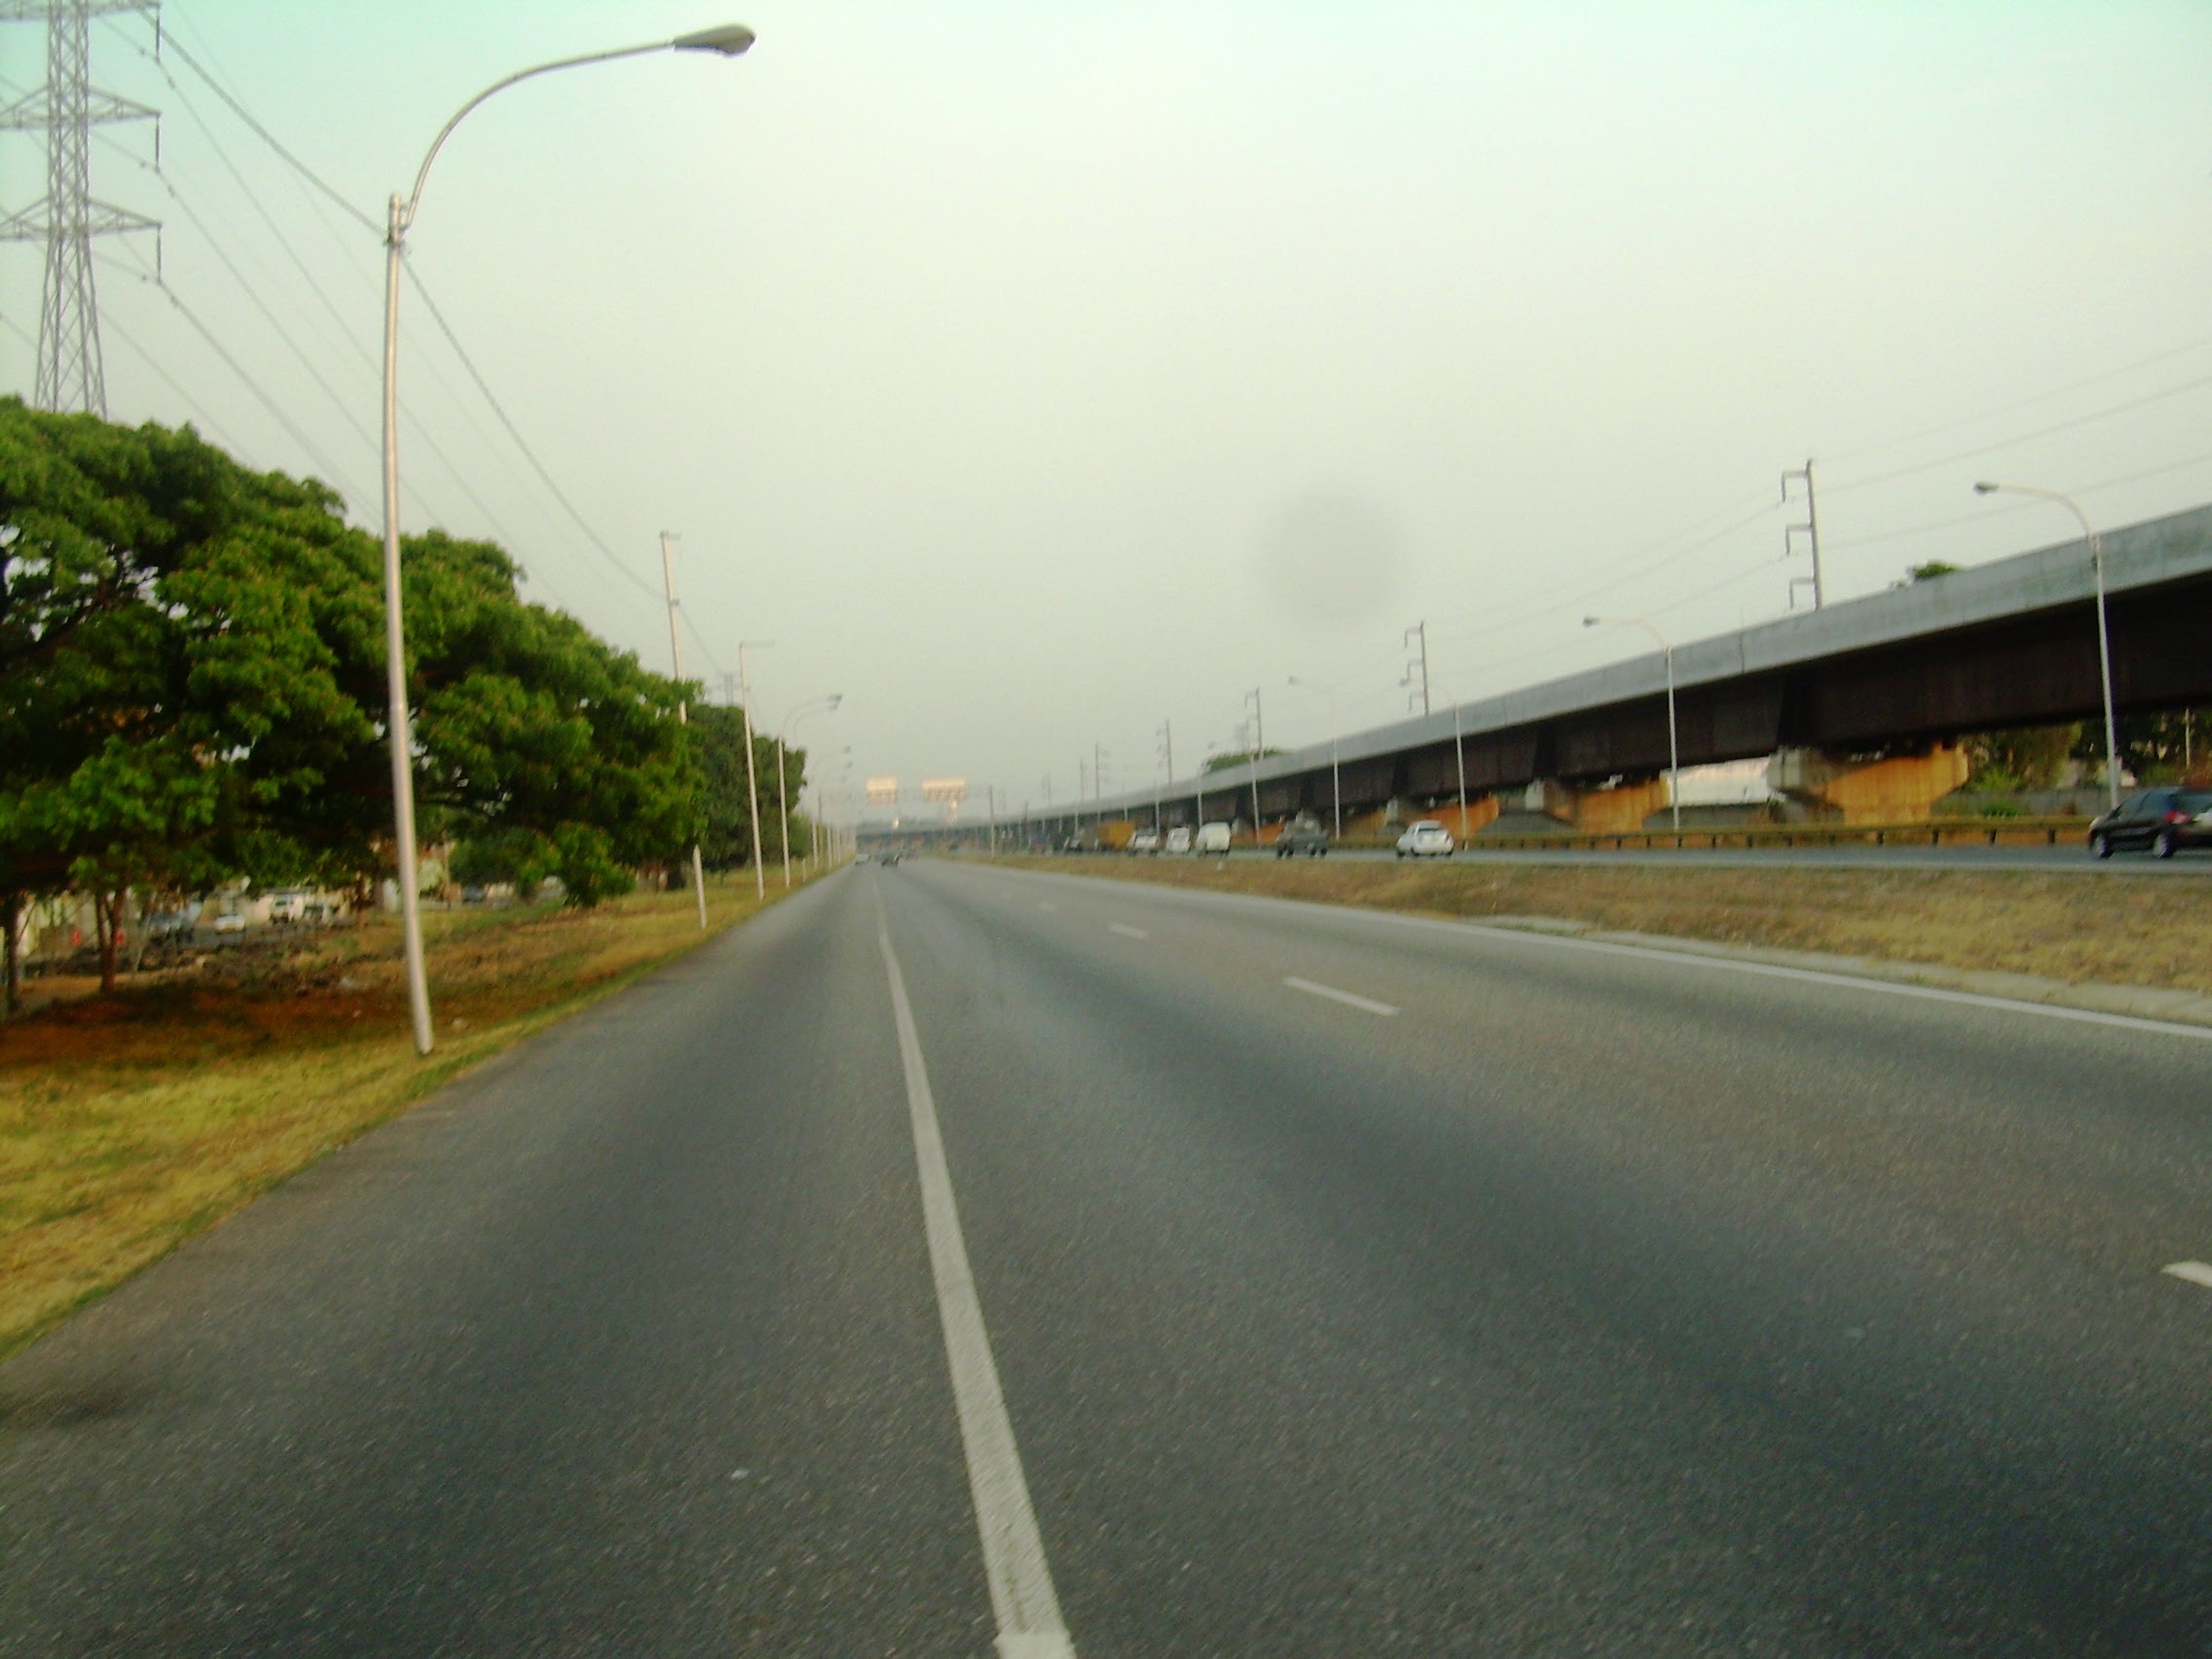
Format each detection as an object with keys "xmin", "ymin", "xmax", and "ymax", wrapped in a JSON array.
[{"xmin": 0, "ymin": 1, "xmax": 161, "ymax": 417}]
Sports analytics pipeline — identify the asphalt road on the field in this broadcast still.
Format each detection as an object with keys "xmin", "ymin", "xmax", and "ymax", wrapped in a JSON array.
[{"xmin": 7, "ymin": 862, "xmax": 2211, "ymax": 1655}]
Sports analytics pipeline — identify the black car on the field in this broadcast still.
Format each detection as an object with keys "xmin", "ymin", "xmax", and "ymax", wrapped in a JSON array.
[
  {"xmin": 2087, "ymin": 789, "xmax": 2212, "ymax": 859},
  {"xmin": 1273, "ymin": 822, "xmax": 1330, "ymax": 858}
]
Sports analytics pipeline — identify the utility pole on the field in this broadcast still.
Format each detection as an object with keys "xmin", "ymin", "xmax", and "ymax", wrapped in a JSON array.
[
  {"xmin": 1783, "ymin": 459, "xmax": 1825, "ymax": 609},
  {"xmin": 738, "ymin": 641, "xmax": 769, "ymax": 900},
  {"xmin": 0, "ymin": 1, "xmax": 162, "ymax": 417},
  {"xmin": 1403, "ymin": 621, "xmax": 1431, "ymax": 716},
  {"xmin": 657, "ymin": 534, "xmax": 709, "ymax": 929}
]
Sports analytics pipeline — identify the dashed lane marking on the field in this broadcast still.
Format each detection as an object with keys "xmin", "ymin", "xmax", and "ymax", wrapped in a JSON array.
[
  {"xmin": 2161, "ymin": 1261, "xmax": 2212, "ymax": 1290},
  {"xmin": 1283, "ymin": 976, "xmax": 1399, "ymax": 1017}
]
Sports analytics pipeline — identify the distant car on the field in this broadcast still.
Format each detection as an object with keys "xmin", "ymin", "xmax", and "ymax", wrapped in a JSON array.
[
  {"xmin": 1395, "ymin": 819, "xmax": 1455, "ymax": 858},
  {"xmin": 1164, "ymin": 827, "xmax": 1193, "ymax": 854},
  {"xmin": 881, "ymin": 851, "xmax": 902, "ymax": 866},
  {"xmin": 1274, "ymin": 822, "xmax": 1329, "ymax": 858},
  {"xmin": 1195, "ymin": 823, "xmax": 1233, "ymax": 855},
  {"xmin": 1127, "ymin": 830, "xmax": 1161, "ymax": 855},
  {"xmin": 210, "ymin": 911, "xmax": 246, "ymax": 935},
  {"xmin": 2088, "ymin": 789, "xmax": 2212, "ymax": 859},
  {"xmin": 856, "ymin": 851, "xmax": 872, "ymax": 864}
]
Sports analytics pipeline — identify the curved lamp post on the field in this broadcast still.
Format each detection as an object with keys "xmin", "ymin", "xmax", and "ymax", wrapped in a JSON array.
[
  {"xmin": 1286, "ymin": 675, "xmax": 1342, "ymax": 838},
  {"xmin": 1584, "ymin": 614, "xmax": 1679, "ymax": 831},
  {"xmin": 777, "ymin": 694, "xmax": 842, "ymax": 887},
  {"xmin": 381, "ymin": 23, "xmax": 756, "ymax": 1055},
  {"xmin": 1973, "ymin": 481, "xmax": 2120, "ymax": 812}
]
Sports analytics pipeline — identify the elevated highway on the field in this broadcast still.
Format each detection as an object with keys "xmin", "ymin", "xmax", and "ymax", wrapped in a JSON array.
[{"xmin": 889, "ymin": 500, "xmax": 2212, "ymax": 847}]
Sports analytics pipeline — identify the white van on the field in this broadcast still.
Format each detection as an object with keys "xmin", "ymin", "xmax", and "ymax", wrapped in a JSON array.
[{"xmin": 1195, "ymin": 822, "xmax": 1233, "ymax": 855}]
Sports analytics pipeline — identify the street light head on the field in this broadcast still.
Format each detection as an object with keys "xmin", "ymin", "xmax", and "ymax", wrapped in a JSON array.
[
  {"xmin": 673, "ymin": 23, "xmax": 756, "ymax": 55},
  {"xmin": 1972, "ymin": 481, "xmax": 2000, "ymax": 496},
  {"xmin": 1582, "ymin": 615, "xmax": 1602, "ymax": 628},
  {"xmin": 828, "ymin": 693, "xmax": 844, "ymax": 709}
]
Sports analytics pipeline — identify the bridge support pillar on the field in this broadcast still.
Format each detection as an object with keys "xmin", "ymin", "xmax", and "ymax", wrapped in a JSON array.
[
  {"xmin": 1767, "ymin": 745, "xmax": 1969, "ymax": 823},
  {"xmin": 1542, "ymin": 777, "xmax": 1670, "ymax": 834}
]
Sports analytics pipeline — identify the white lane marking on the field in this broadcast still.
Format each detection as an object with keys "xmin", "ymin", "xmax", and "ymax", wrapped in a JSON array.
[
  {"xmin": 1107, "ymin": 922, "xmax": 1149, "ymax": 940},
  {"xmin": 2162, "ymin": 1261, "xmax": 2212, "ymax": 1290},
  {"xmin": 971, "ymin": 868, "xmax": 2212, "ymax": 1045},
  {"xmin": 874, "ymin": 898, "xmax": 1077, "ymax": 1659},
  {"xmin": 1283, "ymin": 976, "xmax": 1399, "ymax": 1017}
]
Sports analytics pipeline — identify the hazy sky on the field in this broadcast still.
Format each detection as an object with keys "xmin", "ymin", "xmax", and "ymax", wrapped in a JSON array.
[{"xmin": 4, "ymin": 2, "xmax": 2207, "ymax": 819}]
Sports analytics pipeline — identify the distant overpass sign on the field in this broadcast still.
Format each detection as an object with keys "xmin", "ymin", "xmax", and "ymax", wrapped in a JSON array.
[
  {"xmin": 866, "ymin": 776, "xmax": 899, "ymax": 805},
  {"xmin": 921, "ymin": 778, "xmax": 968, "ymax": 807}
]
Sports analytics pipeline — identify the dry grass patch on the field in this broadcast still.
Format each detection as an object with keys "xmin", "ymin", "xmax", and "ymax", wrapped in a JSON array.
[
  {"xmin": 1, "ymin": 877, "xmax": 805, "ymax": 1358},
  {"xmin": 995, "ymin": 856, "xmax": 2212, "ymax": 996}
]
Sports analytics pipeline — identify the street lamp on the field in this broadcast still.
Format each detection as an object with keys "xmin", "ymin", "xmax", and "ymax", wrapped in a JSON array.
[
  {"xmin": 1432, "ymin": 679, "xmax": 1471, "ymax": 838},
  {"xmin": 777, "ymin": 694, "xmax": 842, "ymax": 888},
  {"xmin": 380, "ymin": 23, "xmax": 756, "ymax": 1055},
  {"xmin": 1973, "ymin": 481, "xmax": 2121, "ymax": 812},
  {"xmin": 1286, "ymin": 676, "xmax": 1342, "ymax": 838},
  {"xmin": 1584, "ymin": 614, "xmax": 1680, "ymax": 831}
]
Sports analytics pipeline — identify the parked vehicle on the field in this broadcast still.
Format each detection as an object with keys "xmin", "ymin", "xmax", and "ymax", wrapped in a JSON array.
[
  {"xmin": 1395, "ymin": 819, "xmax": 1455, "ymax": 858},
  {"xmin": 1164, "ymin": 827, "xmax": 1193, "ymax": 854},
  {"xmin": 1195, "ymin": 822, "xmax": 1233, "ymax": 855},
  {"xmin": 2088, "ymin": 790, "xmax": 2212, "ymax": 858},
  {"xmin": 1128, "ymin": 830, "xmax": 1161, "ymax": 855},
  {"xmin": 1274, "ymin": 822, "xmax": 1329, "ymax": 858}
]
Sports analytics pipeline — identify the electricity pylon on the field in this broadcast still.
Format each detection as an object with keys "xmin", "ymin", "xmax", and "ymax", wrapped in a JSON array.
[{"xmin": 0, "ymin": 1, "xmax": 161, "ymax": 416}]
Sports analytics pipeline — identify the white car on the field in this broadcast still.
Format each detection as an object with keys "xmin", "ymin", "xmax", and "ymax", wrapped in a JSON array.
[
  {"xmin": 1395, "ymin": 819, "xmax": 1455, "ymax": 858},
  {"xmin": 1195, "ymin": 822, "xmax": 1233, "ymax": 854},
  {"xmin": 1127, "ymin": 830, "xmax": 1161, "ymax": 855},
  {"xmin": 1164, "ymin": 827, "xmax": 1193, "ymax": 854}
]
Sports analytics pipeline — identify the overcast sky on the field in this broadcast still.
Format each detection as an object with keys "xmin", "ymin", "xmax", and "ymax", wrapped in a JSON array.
[{"xmin": 4, "ymin": 1, "xmax": 2207, "ymax": 820}]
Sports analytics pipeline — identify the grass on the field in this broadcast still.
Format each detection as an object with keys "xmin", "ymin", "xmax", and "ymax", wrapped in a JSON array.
[
  {"xmin": 0, "ymin": 873, "xmax": 813, "ymax": 1361},
  {"xmin": 993, "ymin": 855, "xmax": 2212, "ymax": 997}
]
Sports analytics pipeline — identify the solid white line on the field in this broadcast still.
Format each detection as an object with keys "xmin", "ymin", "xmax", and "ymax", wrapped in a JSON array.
[
  {"xmin": 1283, "ymin": 976, "xmax": 1400, "ymax": 1017},
  {"xmin": 1108, "ymin": 922, "xmax": 1149, "ymax": 940},
  {"xmin": 874, "ymin": 898, "xmax": 1076, "ymax": 1659},
  {"xmin": 2161, "ymin": 1261, "xmax": 2212, "ymax": 1290}
]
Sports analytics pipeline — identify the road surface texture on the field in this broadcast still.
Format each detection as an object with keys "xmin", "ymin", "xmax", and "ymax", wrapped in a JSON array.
[
  {"xmin": 1087, "ymin": 842, "xmax": 2212, "ymax": 874},
  {"xmin": 6, "ymin": 861, "xmax": 2210, "ymax": 1655}
]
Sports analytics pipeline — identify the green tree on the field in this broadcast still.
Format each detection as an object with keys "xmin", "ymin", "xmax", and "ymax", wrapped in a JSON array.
[{"xmin": 0, "ymin": 398, "xmax": 384, "ymax": 990}]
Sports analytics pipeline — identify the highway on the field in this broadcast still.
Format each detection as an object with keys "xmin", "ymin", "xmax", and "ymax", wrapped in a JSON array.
[
  {"xmin": 1014, "ymin": 841, "xmax": 2212, "ymax": 874},
  {"xmin": 6, "ymin": 861, "xmax": 2211, "ymax": 1655}
]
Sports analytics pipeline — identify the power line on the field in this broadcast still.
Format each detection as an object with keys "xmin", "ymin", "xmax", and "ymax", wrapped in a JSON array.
[
  {"xmin": 155, "ymin": 19, "xmax": 378, "ymax": 235},
  {"xmin": 142, "ymin": 269, "xmax": 366, "ymax": 501},
  {"xmin": 399, "ymin": 258, "xmax": 669, "ymax": 608},
  {"xmin": 1825, "ymin": 334, "xmax": 2212, "ymax": 465},
  {"xmin": 1826, "ymin": 368, "xmax": 2212, "ymax": 497}
]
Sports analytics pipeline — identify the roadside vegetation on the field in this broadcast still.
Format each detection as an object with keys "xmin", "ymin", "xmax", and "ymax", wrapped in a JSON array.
[
  {"xmin": 996, "ymin": 855, "xmax": 2212, "ymax": 998},
  {"xmin": 0, "ymin": 877, "xmax": 816, "ymax": 1359},
  {"xmin": 0, "ymin": 398, "xmax": 808, "ymax": 1006}
]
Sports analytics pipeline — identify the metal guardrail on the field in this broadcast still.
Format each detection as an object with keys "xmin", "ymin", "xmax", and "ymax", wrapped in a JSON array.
[{"xmin": 1337, "ymin": 816, "xmax": 2090, "ymax": 854}]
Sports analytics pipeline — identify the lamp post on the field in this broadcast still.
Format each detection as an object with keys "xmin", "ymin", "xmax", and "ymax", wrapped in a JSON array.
[
  {"xmin": 735, "ymin": 641, "xmax": 773, "ymax": 899},
  {"xmin": 1286, "ymin": 676, "xmax": 1342, "ymax": 838},
  {"xmin": 379, "ymin": 22, "xmax": 755, "ymax": 1055},
  {"xmin": 1974, "ymin": 482, "xmax": 2121, "ymax": 812},
  {"xmin": 1584, "ymin": 615, "xmax": 1679, "ymax": 831},
  {"xmin": 1432, "ymin": 679, "xmax": 1470, "ymax": 838},
  {"xmin": 776, "ymin": 694, "xmax": 841, "ymax": 887}
]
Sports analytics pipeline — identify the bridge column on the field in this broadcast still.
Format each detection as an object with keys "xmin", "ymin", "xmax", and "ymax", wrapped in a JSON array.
[
  {"xmin": 1541, "ymin": 777, "xmax": 1670, "ymax": 834},
  {"xmin": 1767, "ymin": 745, "xmax": 1969, "ymax": 823}
]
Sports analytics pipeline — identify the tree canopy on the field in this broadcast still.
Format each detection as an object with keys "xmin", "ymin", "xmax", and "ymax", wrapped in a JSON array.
[{"xmin": 0, "ymin": 399, "xmax": 800, "ymax": 997}]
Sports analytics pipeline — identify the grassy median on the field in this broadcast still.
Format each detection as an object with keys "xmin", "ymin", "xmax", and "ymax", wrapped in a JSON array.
[
  {"xmin": 992, "ymin": 854, "xmax": 2212, "ymax": 997},
  {"xmin": 0, "ymin": 874, "xmax": 815, "ymax": 1360}
]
